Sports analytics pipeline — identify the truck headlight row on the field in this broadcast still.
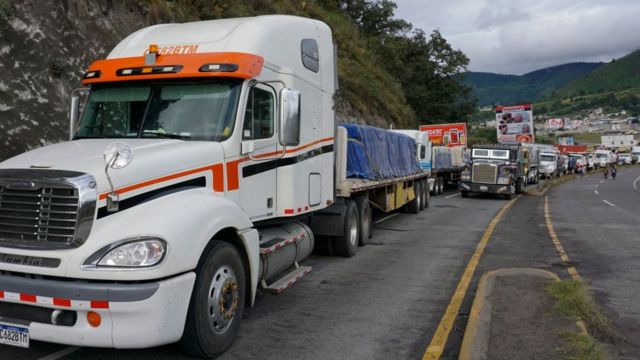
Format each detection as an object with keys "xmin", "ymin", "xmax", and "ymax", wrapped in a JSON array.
[{"xmin": 82, "ymin": 237, "xmax": 167, "ymax": 269}]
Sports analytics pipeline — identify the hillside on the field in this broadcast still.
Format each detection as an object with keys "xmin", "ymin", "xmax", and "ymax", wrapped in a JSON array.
[
  {"xmin": 0, "ymin": 0, "xmax": 418, "ymax": 161},
  {"xmin": 466, "ymin": 62, "xmax": 603, "ymax": 106},
  {"xmin": 556, "ymin": 49, "xmax": 640, "ymax": 97}
]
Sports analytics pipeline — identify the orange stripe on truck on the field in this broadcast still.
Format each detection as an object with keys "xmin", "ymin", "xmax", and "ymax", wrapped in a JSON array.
[{"xmin": 99, "ymin": 164, "xmax": 223, "ymax": 200}]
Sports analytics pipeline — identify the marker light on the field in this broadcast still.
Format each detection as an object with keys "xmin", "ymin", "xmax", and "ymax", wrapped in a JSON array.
[
  {"xmin": 83, "ymin": 70, "xmax": 101, "ymax": 79},
  {"xmin": 149, "ymin": 44, "xmax": 159, "ymax": 54},
  {"xmin": 199, "ymin": 63, "xmax": 239, "ymax": 72},
  {"xmin": 87, "ymin": 312, "xmax": 101, "ymax": 328},
  {"xmin": 116, "ymin": 65, "xmax": 182, "ymax": 76}
]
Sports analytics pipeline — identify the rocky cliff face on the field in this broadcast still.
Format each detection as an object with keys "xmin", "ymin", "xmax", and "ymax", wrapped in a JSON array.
[
  {"xmin": 0, "ymin": 1, "xmax": 170, "ymax": 160},
  {"xmin": 0, "ymin": 0, "xmax": 405, "ymax": 161}
]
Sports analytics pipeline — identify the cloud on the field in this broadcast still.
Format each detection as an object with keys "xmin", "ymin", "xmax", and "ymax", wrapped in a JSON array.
[{"xmin": 394, "ymin": 0, "xmax": 640, "ymax": 74}]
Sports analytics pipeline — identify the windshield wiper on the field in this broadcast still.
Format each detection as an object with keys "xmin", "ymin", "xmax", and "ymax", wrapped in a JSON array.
[{"xmin": 142, "ymin": 130, "xmax": 191, "ymax": 140}]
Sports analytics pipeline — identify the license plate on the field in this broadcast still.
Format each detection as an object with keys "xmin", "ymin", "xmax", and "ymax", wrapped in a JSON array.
[
  {"xmin": 480, "ymin": 185, "xmax": 488, "ymax": 191},
  {"xmin": 0, "ymin": 323, "xmax": 29, "ymax": 348}
]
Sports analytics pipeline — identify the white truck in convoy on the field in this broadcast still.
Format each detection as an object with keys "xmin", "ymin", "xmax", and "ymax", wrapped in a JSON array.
[
  {"xmin": 0, "ymin": 16, "xmax": 432, "ymax": 357},
  {"xmin": 539, "ymin": 149, "xmax": 559, "ymax": 178},
  {"xmin": 595, "ymin": 149, "xmax": 614, "ymax": 168}
]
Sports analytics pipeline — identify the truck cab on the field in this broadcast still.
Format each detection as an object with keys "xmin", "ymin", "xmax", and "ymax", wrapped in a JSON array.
[
  {"xmin": 0, "ymin": 15, "xmax": 336, "ymax": 357},
  {"xmin": 539, "ymin": 151, "xmax": 559, "ymax": 178},
  {"xmin": 459, "ymin": 144, "xmax": 527, "ymax": 200},
  {"xmin": 595, "ymin": 149, "xmax": 613, "ymax": 168}
]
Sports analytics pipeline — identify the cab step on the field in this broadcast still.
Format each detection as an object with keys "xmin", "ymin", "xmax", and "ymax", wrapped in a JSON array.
[{"xmin": 263, "ymin": 265, "xmax": 312, "ymax": 294}]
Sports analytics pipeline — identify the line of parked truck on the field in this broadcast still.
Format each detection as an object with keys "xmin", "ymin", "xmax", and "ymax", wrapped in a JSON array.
[{"xmin": 2, "ymin": 14, "xmax": 636, "ymax": 358}]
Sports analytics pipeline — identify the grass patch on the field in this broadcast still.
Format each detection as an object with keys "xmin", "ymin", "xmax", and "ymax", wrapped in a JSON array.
[
  {"xmin": 559, "ymin": 332, "xmax": 611, "ymax": 360},
  {"xmin": 547, "ymin": 280, "xmax": 613, "ymax": 360},
  {"xmin": 547, "ymin": 280, "xmax": 610, "ymax": 337}
]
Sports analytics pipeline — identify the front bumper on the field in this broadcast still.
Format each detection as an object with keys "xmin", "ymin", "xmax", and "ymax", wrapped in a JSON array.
[
  {"xmin": 459, "ymin": 181, "xmax": 513, "ymax": 194},
  {"xmin": 0, "ymin": 272, "xmax": 195, "ymax": 348}
]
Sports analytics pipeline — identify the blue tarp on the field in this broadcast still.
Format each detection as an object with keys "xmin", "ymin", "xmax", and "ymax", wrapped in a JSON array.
[{"xmin": 341, "ymin": 124, "xmax": 420, "ymax": 180}]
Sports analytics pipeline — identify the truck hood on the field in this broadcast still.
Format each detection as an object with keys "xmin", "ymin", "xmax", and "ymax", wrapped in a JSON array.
[{"xmin": 0, "ymin": 139, "xmax": 225, "ymax": 197}]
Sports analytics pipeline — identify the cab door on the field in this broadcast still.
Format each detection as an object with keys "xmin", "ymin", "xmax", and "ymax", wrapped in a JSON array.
[{"xmin": 239, "ymin": 85, "xmax": 279, "ymax": 221}]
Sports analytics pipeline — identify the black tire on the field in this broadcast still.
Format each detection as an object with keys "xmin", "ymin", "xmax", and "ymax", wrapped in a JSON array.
[
  {"xmin": 333, "ymin": 200, "xmax": 359, "ymax": 257},
  {"xmin": 439, "ymin": 177, "xmax": 445, "ymax": 194},
  {"xmin": 504, "ymin": 193, "xmax": 513, "ymax": 200},
  {"xmin": 181, "ymin": 241, "xmax": 246, "ymax": 358},
  {"xmin": 515, "ymin": 178, "xmax": 523, "ymax": 194},
  {"xmin": 418, "ymin": 181, "xmax": 425, "ymax": 211},
  {"xmin": 421, "ymin": 180, "xmax": 428, "ymax": 209},
  {"xmin": 461, "ymin": 191, "xmax": 469, "ymax": 198},
  {"xmin": 354, "ymin": 196, "xmax": 372, "ymax": 246},
  {"xmin": 407, "ymin": 182, "xmax": 420, "ymax": 214},
  {"xmin": 430, "ymin": 178, "xmax": 437, "ymax": 195}
]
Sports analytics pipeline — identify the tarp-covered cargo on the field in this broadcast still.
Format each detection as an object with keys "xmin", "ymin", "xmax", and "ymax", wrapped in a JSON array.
[
  {"xmin": 433, "ymin": 146, "xmax": 465, "ymax": 170},
  {"xmin": 340, "ymin": 124, "xmax": 420, "ymax": 180}
]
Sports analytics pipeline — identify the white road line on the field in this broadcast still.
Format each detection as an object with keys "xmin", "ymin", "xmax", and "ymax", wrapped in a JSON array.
[
  {"xmin": 446, "ymin": 193, "xmax": 461, "ymax": 198},
  {"xmin": 602, "ymin": 200, "xmax": 616, "ymax": 207},
  {"xmin": 595, "ymin": 183, "xmax": 599, "ymax": 189},
  {"xmin": 38, "ymin": 346, "xmax": 81, "ymax": 360},
  {"xmin": 594, "ymin": 190, "xmax": 598, "ymax": 195},
  {"xmin": 633, "ymin": 175, "xmax": 640, "ymax": 191},
  {"xmin": 600, "ymin": 180, "xmax": 606, "ymax": 184}
]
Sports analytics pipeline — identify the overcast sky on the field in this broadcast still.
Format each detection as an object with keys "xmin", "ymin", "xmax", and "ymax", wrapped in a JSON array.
[{"xmin": 394, "ymin": 0, "xmax": 640, "ymax": 75}]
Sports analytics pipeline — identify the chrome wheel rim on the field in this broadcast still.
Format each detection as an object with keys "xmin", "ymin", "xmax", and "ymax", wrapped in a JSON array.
[
  {"xmin": 349, "ymin": 209, "xmax": 358, "ymax": 247},
  {"xmin": 207, "ymin": 265, "xmax": 239, "ymax": 335}
]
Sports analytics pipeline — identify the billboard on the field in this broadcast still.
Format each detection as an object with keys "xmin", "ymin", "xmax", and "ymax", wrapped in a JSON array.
[
  {"xmin": 496, "ymin": 104, "xmax": 534, "ymax": 144},
  {"xmin": 558, "ymin": 136, "xmax": 574, "ymax": 145},
  {"xmin": 419, "ymin": 123, "xmax": 467, "ymax": 147},
  {"xmin": 547, "ymin": 118, "xmax": 565, "ymax": 129}
]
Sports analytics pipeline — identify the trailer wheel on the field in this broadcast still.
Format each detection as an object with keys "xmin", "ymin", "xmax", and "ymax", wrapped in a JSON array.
[
  {"xmin": 333, "ymin": 200, "xmax": 359, "ymax": 257},
  {"xmin": 438, "ymin": 177, "xmax": 445, "ymax": 194},
  {"xmin": 422, "ymin": 180, "xmax": 429, "ymax": 209},
  {"xmin": 407, "ymin": 182, "xmax": 421, "ymax": 214},
  {"xmin": 181, "ymin": 241, "xmax": 246, "ymax": 358},
  {"xmin": 354, "ymin": 196, "xmax": 372, "ymax": 246}
]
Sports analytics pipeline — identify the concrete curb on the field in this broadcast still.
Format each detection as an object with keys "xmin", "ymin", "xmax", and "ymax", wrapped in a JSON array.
[{"xmin": 458, "ymin": 268, "xmax": 561, "ymax": 360}]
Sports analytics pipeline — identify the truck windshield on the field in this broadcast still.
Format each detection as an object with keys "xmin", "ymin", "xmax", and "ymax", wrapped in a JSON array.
[
  {"xmin": 540, "ymin": 155, "xmax": 556, "ymax": 162},
  {"xmin": 595, "ymin": 153, "xmax": 608, "ymax": 159},
  {"xmin": 75, "ymin": 79, "xmax": 242, "ymax": 141}
]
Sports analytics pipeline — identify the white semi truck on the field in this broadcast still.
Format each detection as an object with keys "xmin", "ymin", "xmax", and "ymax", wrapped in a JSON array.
[{"xmin": 0, "ymin": 16, "xmax": 431, "ymax": 357}]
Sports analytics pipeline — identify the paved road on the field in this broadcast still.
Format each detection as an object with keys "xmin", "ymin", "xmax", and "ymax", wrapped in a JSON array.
[
  {"xmin": 1, "ymin": 189, "xmax": 509, "ymax": 360},
  {"xmin": 547, "ymin": 166, "xmax": 640, "ymax": 357}
]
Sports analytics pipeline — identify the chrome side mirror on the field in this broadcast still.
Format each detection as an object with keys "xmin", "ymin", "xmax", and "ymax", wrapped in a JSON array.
[
  {"xmin": 279, "ymin": 88, "xmax": 301, "ymax": 146},
  {"xmin": 103, "ymin": 142, "xmax": 134, "ymax": 212}
]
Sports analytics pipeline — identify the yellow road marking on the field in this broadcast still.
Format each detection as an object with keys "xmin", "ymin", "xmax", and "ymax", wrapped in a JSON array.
[
  {"xmin": 422, "ymin": 196, "xmax": 520, "ymax": 360},
  {"xmin": 544, "ymin": 196, "xmax": 580, "ymax": 281}
]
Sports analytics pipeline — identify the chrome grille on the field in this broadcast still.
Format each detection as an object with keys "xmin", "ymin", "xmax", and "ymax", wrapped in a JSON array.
[
  {"xmin": 0, "ymin": 169, "xmax": 97, "ymax": 250},
  {"xmin": 472, "ymin": 163, "xmax": 497, "ymax": 184},
  {"xmin": 0, "ymin": 185, "xmax": 79, "ymax": 245}
]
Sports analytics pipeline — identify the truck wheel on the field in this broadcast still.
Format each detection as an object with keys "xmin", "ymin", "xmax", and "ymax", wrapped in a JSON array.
[
  {"xmin": 181, "ymin": 241, "xmax": 246, "ymax": 358},
  {"xmin": 421, "ymin": 180, "xmax": 429, "ymax": 209},
  {"xmin": 407, "ymin": 182, "xmax": 420, "ymax": 214},
  {"xmin": 430, "ymin": 178, "xmax": 437, "ymax": 195},
  {"xmin": 438, "ymin": 177, "xmax": 444, "ymax": 194},
  {"xmin": 461, "ymin": 191, "xmax": 469, "ymax": 198},
  {"xmin": 354, "ymin": 196, "xmax": 372, "ymax": 246},
  {"xmin": 515, "ymin": 178, "xmax": 523, "ymax": 194},
  {"xmin": 333, "ymin": 200, "xmax": 359, "ymax": 257},
  {"xmin": 504, "ymin": 193, "xmax": 513, "ymax": 200}
]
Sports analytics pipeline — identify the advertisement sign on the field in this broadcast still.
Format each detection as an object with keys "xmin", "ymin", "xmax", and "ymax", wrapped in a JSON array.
[
  {"xmin": 496, "ymin": 104, "xmax": 534, "ymax": 144},
  {"xmin": 558, "ymin": 136, "xmax": 574, "ymax": 145},
  {"xmin": 419, "ymin": 123, "xmax": 467, "ymax": 147},
  {"xmin": 547, "ymin": 118, "xmax": 565, "ymax": 129}
]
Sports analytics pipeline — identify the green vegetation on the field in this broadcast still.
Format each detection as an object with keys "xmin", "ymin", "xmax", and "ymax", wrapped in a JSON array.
[
  {"xmin": 0, "ymin": 0, "xmax": 14, "ymax": 31},
  {"xmin": 557, "ymin": 49, "xmax": 640, "ymax": 98},
  {"xmin": 142, "ymin": 0, "xmax": 475, "ymax": 128},
  {"xmin": 547, "ymin": 280, "xmax": 610, "ymax": 336},
  {"xmin": 465, "ymin": 63, "xmax": 602, "ymax": 106},
  {"xmin": 559, "ymin": 332, "xmax": 611, "ymax": 360},
  {"xmin": 547, "ymin": 280, "xmax": 613, "ymax": 360},
  {"xmin": 467, "ymin": 127, "xmax": 496, "ymax": 145}
]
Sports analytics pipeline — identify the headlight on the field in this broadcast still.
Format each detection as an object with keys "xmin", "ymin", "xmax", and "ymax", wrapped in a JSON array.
[
  {"xmin": 83, "ymin": 237, "xmax": 167, "ymax": 269},
  {"xmin": 497, "ymin": 177, "xmax": 510, "ymax": 184},
  {"xmin": 461, "ymin": 172, "xmax": 471, "ymax": 181}
]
